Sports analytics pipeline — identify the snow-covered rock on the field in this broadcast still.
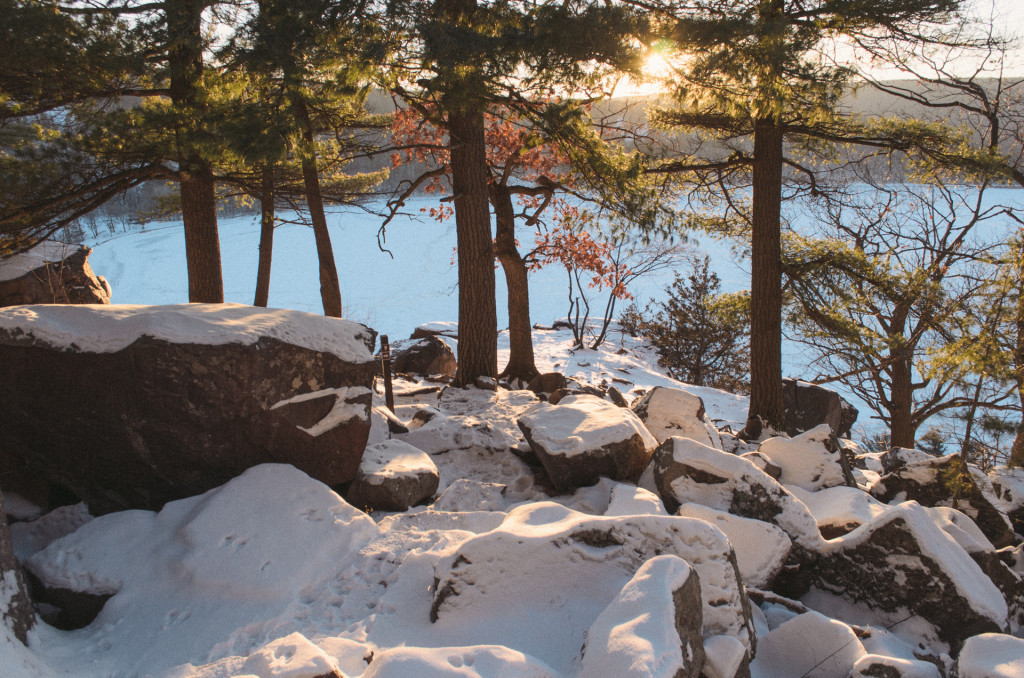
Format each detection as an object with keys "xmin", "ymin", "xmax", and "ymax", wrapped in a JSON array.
[
  {"xmin": 630, "ymin": 386, "xmax": 722, "ymax": 449},
  {"xmin": 0, "ymin": 304, "xmax": 377, "ymax": 513},
  {"xmin": 988, "ymin": 465, "xmax": 1024, "ymax": 537},
  {"xmin": 518, "ymin": 394, "xmax": 658, "ymax": 491},
  {"xmin": 954, "ymin": 633, "xmax": 1024, "ymax": 678},
  {"xmin": 25, "ymin": 465, "xmax": 379, "ymax": 676},
  {"xmin": 879, "ymin": 447, "xmax": 936, "ymax": 474},
  {"xmin": 361, "ymin": 645, "xmax": 559, "ymax": 678},
  {"xmin": 390, "ymin": 334, "xmax": 457, "ymax": 377},
  {"xmin": 9, "ymin": 502, "xmax": 92, "ymax": 562},
  {"xmin": 345, "ymin": 439, "xmax": 439, "ymax": 512},
  {"xmin": 163, "ymin": 632, "xmax": 344, "ymax": 678},
  {"xmin": 752, "ymin": 610, "xmax": 865, "ymax": 678},
  {"xmin": 781, "ymin": 378, "xmax": 857, "ymax": 439},
  {"xmin": 788, "ymin": 485, "xmax": 888, "ymax": 539},
  {"xmin": 677, "ymin": 503, "xmax": 791, "ymax": 588},
  {"xmin": 579, "ymin": 555, "xmax": 705, "ymax": 678},
  {"xmin": 650, "ymin": 437, "xmax": 826, "ymax": 554},
  {"xmin": 0, "ymin": 242, "xmax": 110, "ymax": 307},
  {"xmin": 805, "ymin": 502, "xmax": 1008, "ymax": 649},
  {"xmin": 871, "ymin": 454, "xmax": 1016, "ymax": 549},
  {"xmin": 755, "ymin": 425, "xmax": 853, "ymax": 492},
  {"xmin": 1, "ymin": 489, "xmax": 34, "ymax": 645},
  {"xmin": 429, "ymin": 502, "xmax": 756, "ymax": 672}
]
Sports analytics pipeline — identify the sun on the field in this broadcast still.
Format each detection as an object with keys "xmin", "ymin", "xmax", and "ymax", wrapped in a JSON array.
[{"xmin": 643, "ymin": 51, "xmax": 674, "ymax": 81}]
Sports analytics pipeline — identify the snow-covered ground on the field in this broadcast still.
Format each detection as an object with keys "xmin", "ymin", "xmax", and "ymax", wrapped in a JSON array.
[{"xmin": 3, "ymin": 311, "xmax": 1022, "ymax": 678}]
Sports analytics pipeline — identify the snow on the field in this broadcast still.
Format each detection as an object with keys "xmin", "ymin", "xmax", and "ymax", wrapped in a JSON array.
[
  {"xmin": 757, "ymin": 424, "xmax": 846, "ymax": 492},
  {"xmin": 24, "ymin": 465, "xmax": 380, "ymax": 677},
  {"xmin": 0, "ymin": 304, "xmax": 375, "ymax": 362},
  {"xmin": 361, "ymin": 645, "xmax": 559, "ymax": 678},
  {"xmin": 358, "ymin": 440, "xmax": 437, "ymax": 484},
  {"xmin": 9, "ymin": 503, "xmax": 93, "ymax": 563},
  {"xmin": 272, "ymin": 386, "xmax": 372, "ymax": 435},
  {"xmin": 676, "ymin": 503, "xmax": 791, "ymax": 588},
  {"xmin": 632, "ymin": 387, "xmax": 722, "ymax": 449},
  {"xmin": 578, "ymin": 555, "xmax": 699, "ymax": 678},
  {"xmin": 0, "ymin": 241, "xmax": 82, "ymax": 282},
  {"xmin": 518, "ymin": 394, "xmax": 657, "ymax": 458},
  {"xmin": 787, "ymin": 485, "xmax": 888, "ymax": 536},
  {"xmin": 751, "ymin": 610, "xmax": 866, "ymax": 678},
  {"xmin": 989, "ymin": 466, "xmax": 1024, "ymax": 513},
  {"xmin": 956, "ymin": 633, "xmax": 1024, "ymax": 677}
]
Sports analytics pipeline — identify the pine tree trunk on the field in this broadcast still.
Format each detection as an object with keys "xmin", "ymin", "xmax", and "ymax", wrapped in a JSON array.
[
  {"xmin": 254, "ymin": 165, "xmax": 275, "ymax": 307},
  {"xmin": 1010, "ymin": 234, "xmax": 1024, "ymax": 467},
  {"xmin": 889, "ymin": 350, "xmax": 917, "ymax": 449},
  {"xmin": 292, "ymin": 95, "xmax": 342, "ymax": 318},
  {"xmin": 449, "ymin": 106, "xmax": 497, "ymax": 385},
  {"xmin": 743, "ymin": 118, "xmax": 786, "ymax": 438},
  {"xmin": 0, "ymin": 488, "xmax": 34, "ymax": 645},
  {"xmin": 167, "ymin": 0, "xmax": 223, "ymax": 303},
  {"xmin": 492, "ymin": 183, "xmax": 538, "ymax": 383}
]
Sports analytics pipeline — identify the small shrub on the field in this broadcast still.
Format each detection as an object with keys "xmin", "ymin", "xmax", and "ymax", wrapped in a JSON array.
[{"xmin": 622, "ymin": 256, "xmax": 750, "ymax": 393}]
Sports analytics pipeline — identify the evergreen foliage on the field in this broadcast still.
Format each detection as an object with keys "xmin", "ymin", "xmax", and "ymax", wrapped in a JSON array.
[{"xmin": 623, "ymin": 256, "xmax": 750, "ymax": 394}]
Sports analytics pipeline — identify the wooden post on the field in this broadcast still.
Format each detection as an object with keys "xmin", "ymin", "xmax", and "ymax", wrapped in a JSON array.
[{"xmin": 380, "ymin": 334, "xmax": 395, "ymax": 413}]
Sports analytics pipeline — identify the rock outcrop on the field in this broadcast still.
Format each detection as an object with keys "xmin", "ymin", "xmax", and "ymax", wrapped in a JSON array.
[
  {"xmin": 0, "ymin": 304, "xmax": 377, "ymax": 513},
  {"xmin": 0, "ymin": 242, "xmax": 111, "ymax": 307},
  {"xmin": 0, "ymin": 489, "xmax": 34, "ymax": 644}
]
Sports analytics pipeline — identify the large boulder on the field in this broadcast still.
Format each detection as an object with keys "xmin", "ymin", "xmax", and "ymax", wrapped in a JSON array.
[
  {"xmin": 807, "ymin": 502, "xmax": 1008, "ymax": 650},
  {"xmin": 390, "ymin": 334, "xmax": 456, "ymax": 377},
  {"xmin": 0, "ymin": 242, "xmax": 111, "ymax": 307},
  {"xmin": 0, "ymin": 304, "xmax": 377, "ymax": 513},
  {"xmin": 429, "ymin": 502, "xmax": 756, "ymax": 673},
  {"xmin": 752, "ymin": 610, "xmax": 866, "ymax": 678},
  {"xmin": 578, "ymin": 555, "xmax": 705, "ymax": 678},
  {"xmin": 631, "ymin": 386, "xmax": 722, "ymax": 449},
  {"xmin": 518, "ymin": 394, "xmax": 658, "ymax": 491},
  {"xmin": 781, "ymin": 378, "xmax": 858, "ymax": 438},
  {"xmin": 345, "ymin": 439, "xmax": 440, "ymax": 512},
  {"xmin": 870, "ymin": 454, "xmax": 1016, "ymax": 549}
]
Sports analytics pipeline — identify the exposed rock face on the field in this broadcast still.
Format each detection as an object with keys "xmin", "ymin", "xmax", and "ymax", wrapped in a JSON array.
[
  {"xmin": 390, "ymin": 335, "xmax": 456, "ymax": 377},
  {"xmin": 579, "ymin": 556, "xmax": 705, "ymax": 678},
  {"xmin": 870, "ymin": 455, "xmax": 1016, "ymax": 549},
  {"xmin": 0, "ymin": 243, "xmax": 111, "ymax": 307},
  {"xmin": 518, "ymin": 394, "xmax": 658, "ymax": 491},
  {"xmin": 970, "ymin": 550, "xmax": 1024, "ymax": 634},
  {"xmin": 345, "ymin": 439, "xmax": 440, "ymax": 512},
  {"xmin": 807, "ymin": 503, "xmax": 1007, "ymax": 650},
  {"xmin": 631, "ymin": 386, "xmax": 722, "ymax": 449},
  {"xmin": 430, "ymin": 503, "xmax": 756, "ymax": 662},
  {"xmin": 0, "ymin": 489, "xmax": 34, "ymax": 644},
  {"xmin": 781, "ymin": 378, "xmax": 857, "ymax": 438},
  {"xmin": 0, "ymin": 304, "xmax": 377, "ymax": 513}
]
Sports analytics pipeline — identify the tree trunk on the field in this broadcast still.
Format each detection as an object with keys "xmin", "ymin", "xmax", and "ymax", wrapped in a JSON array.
[
  {"xmin": 253, "ymin": 165, "xmax": 275, "ymax": 307},
  {"xmin": 0, "ymin": 488, "xmax": 34, "ymax": 645},
  {"xmin": 491, "ymin": 183, "xmax": 538, "ymax": 383},
  {"xmin": 292, "ymin": 94, "xmax": 343, "ymax": 318},
  {"xmin": 167, "ymin": 0, "xmax": 223, "ymax": 303},
  {"xmin": 888, "ymin": 350, "xmax": 917, "ymax": 449},
  {"xmin": 743, "ymin": 118, "xmax": 786, "ymax": 438},
  {"xmin": 1010, "ymin": 233, "xmax": 1024, "ymax": 467},
  {"xmin": 449, "ymin": 106, "xmax": 497, "ymax": 385}
]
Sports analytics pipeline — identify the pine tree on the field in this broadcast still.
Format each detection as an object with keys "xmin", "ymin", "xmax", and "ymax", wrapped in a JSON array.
[
  {"xmin": 384, "ymin": 0, "xmax": 647, "ymax": 385},
  {"xmin": 634, "ymin": 256, "xmax": 750, "ymax": 393},
  {"xmin": 642, "ymin": 0, "xmax": 969, "ymax": 438}
]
